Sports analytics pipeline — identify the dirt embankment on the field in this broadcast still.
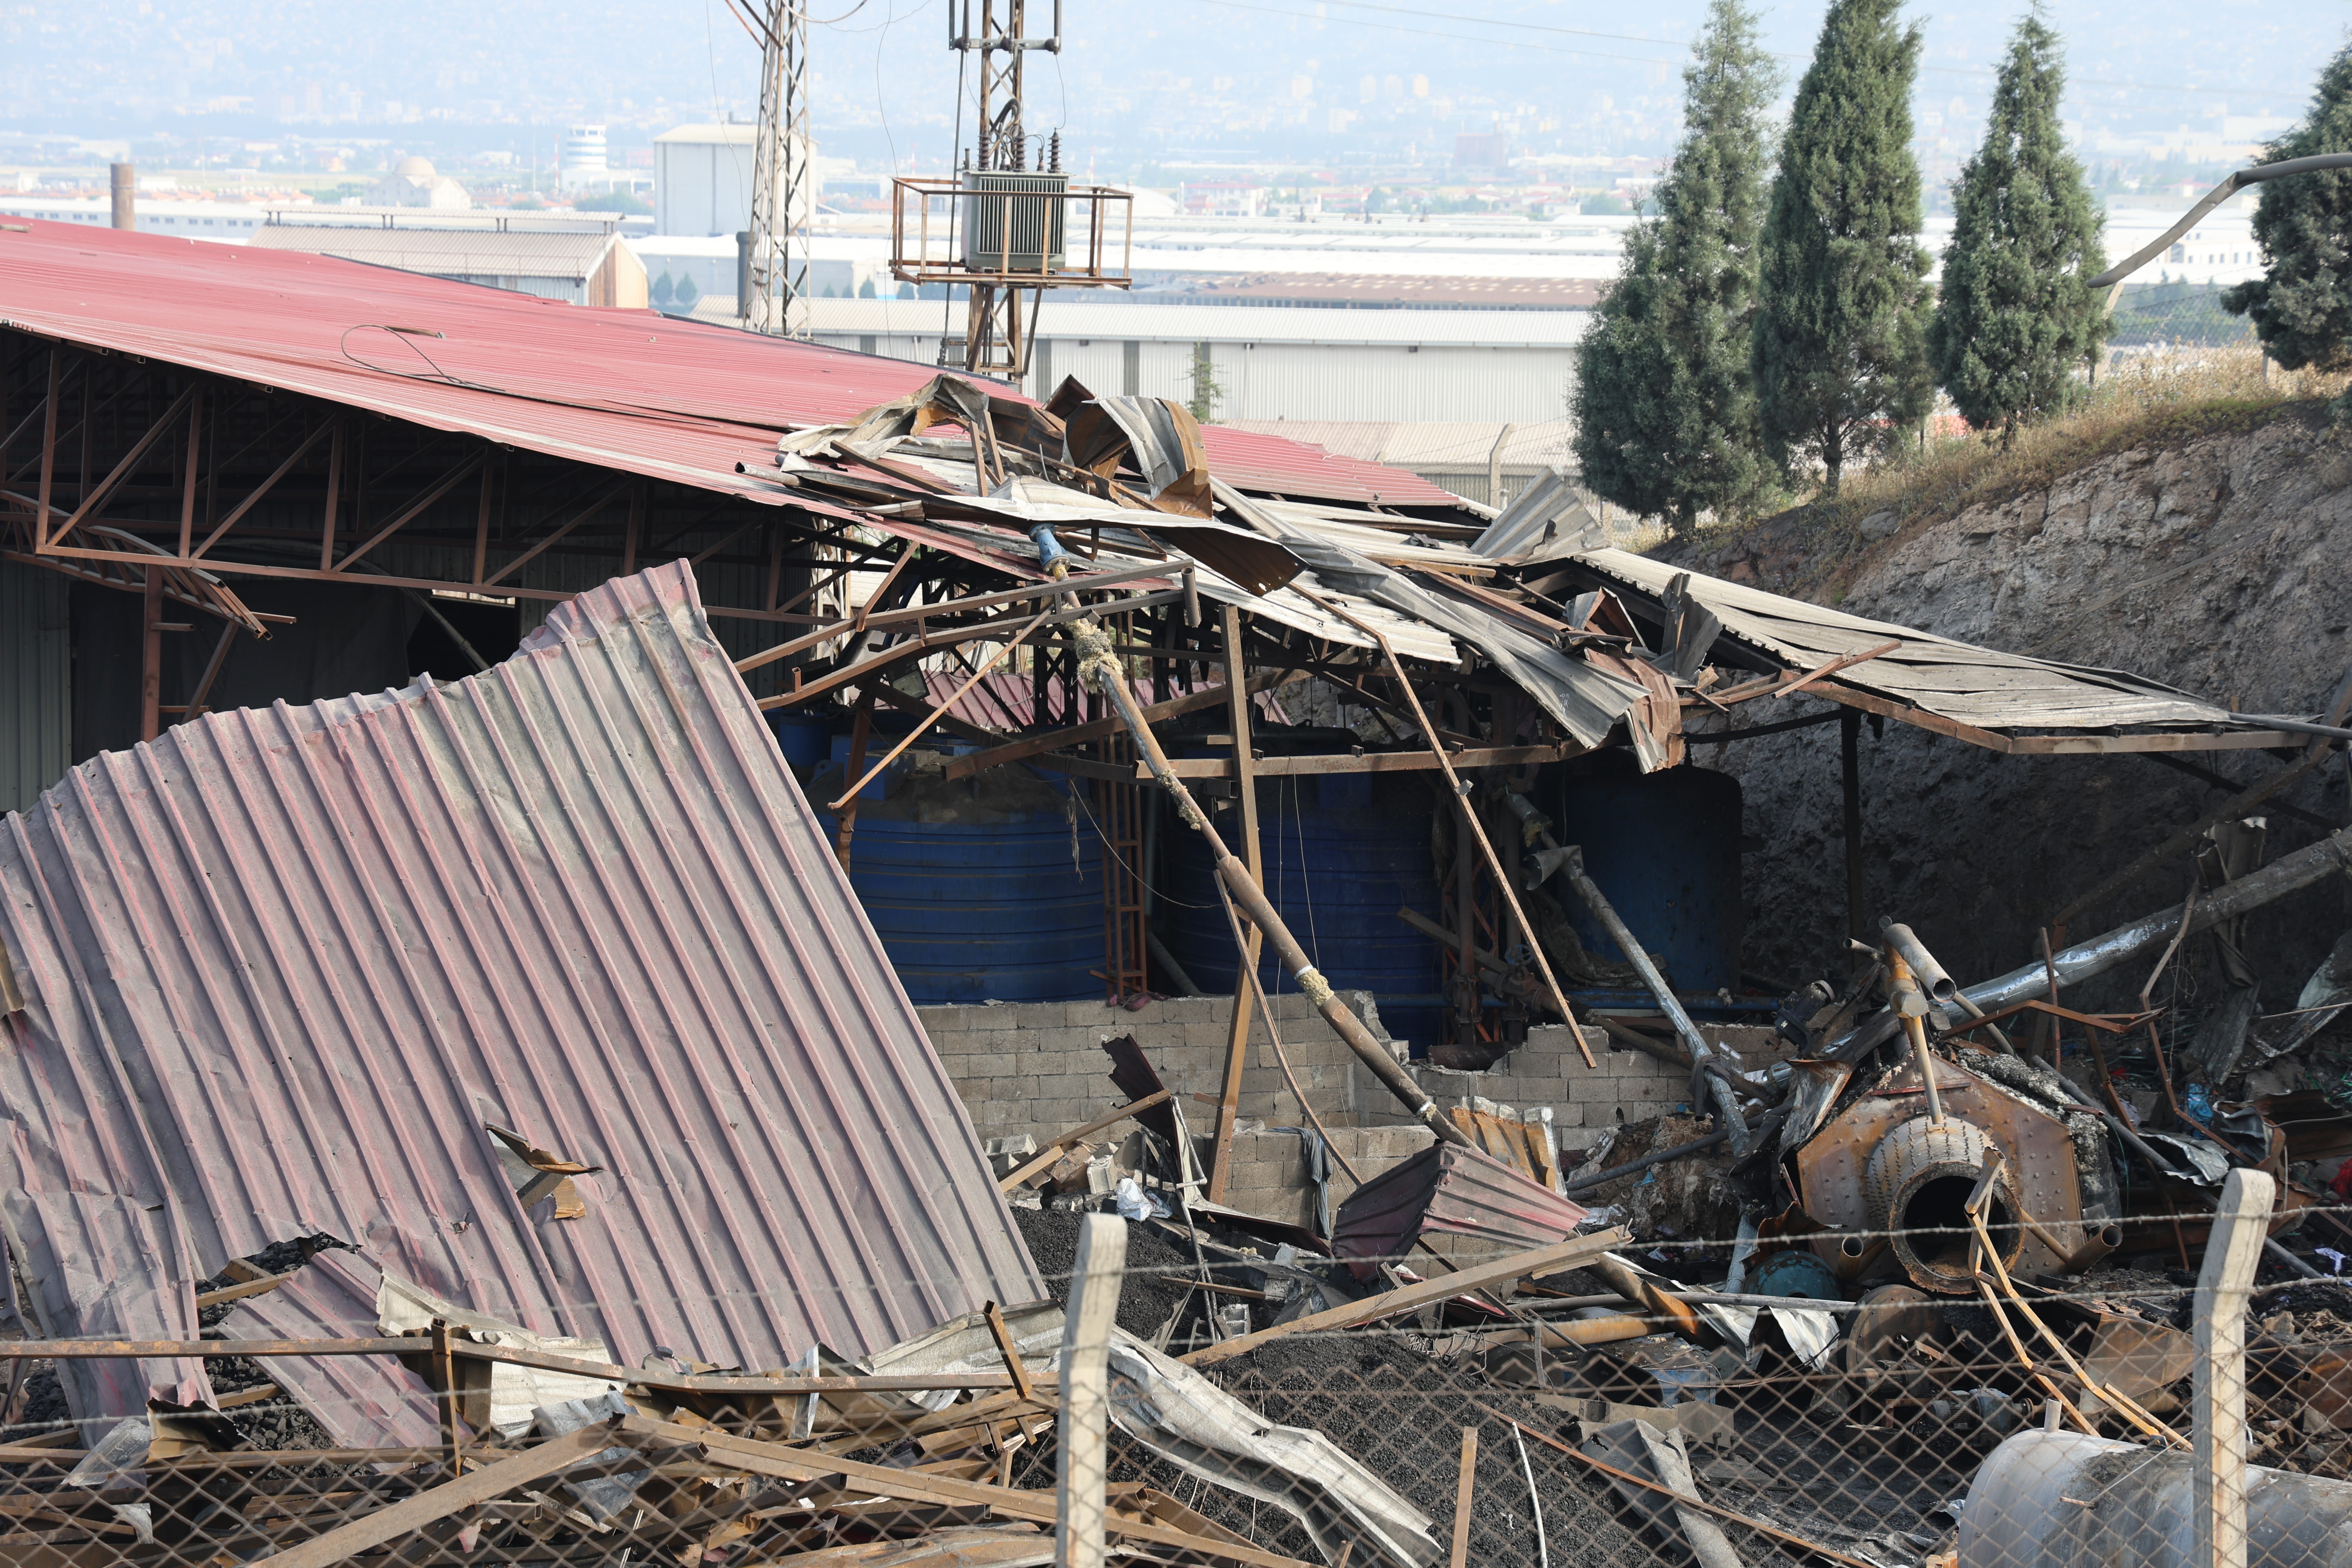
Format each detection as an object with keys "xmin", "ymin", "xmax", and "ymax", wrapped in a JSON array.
[{"xmin": 1659, "ymin": 403, "xmax": 2352, "ymax": 1022}]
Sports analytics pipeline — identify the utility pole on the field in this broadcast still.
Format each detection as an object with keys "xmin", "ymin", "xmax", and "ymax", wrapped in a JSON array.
[
  {"xmin": 742, "ymin": 0, "xmax": 810, "ymax": 337},
  {"xmin": 949, "ymin": 0, "xmax": 1064, "ymax": 376},
  {"xmin": 886, "ymin": 0, "xmax": 1131, "ymax": 383}
]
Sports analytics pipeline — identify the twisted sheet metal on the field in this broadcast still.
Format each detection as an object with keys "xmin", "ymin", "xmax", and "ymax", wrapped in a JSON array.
[{"xmin": 0, "ymin": 561, "xmax": 1038, "ymax": 1428}]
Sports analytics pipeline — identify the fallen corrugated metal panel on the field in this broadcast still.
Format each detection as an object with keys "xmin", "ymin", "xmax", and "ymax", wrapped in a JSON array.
[
  {"xmin": 214, "ymin": 1251, "xmax": 442, "ymax": 1449},
  {"xmin": 0, "ymin": 560, "xmax": 1039, "ymax": 1429},
  {"xmin": 1331, "ymin": 1143, "xmax": 1588, "ymax": 1275},
  {"xmin": 1572, "ymin": 546, "xmax": 2276, "ymax": 736}
]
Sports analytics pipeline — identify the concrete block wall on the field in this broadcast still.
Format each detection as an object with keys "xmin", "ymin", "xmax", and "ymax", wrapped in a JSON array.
[
  {"xmin": 921, "ymin": 994, "xmax": 1788, "ymax": 1227},
  {"xmin": 1363, "ymin": 1023, "xmax": 1796, "ymax": 1162},
  {"xmin": 918, "ymin": 989, "xmax": 1404, "ymax": 1149},
  {"xmin": 1210, "ymin": 1124, "xmax": 1438, "ymax": 1236}
]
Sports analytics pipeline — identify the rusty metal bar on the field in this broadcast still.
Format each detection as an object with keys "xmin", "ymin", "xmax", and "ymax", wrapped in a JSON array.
[
  {"xmin": 194, "ymin": 417, "xmax": 336, "ymax": 559},
  {"xmin": 139, "ymin": 562, "xmax": 163, "ymax": 741},
  {"xmin": 1065, "ymin": 613, "xmax": 1473, "ymax": 1151},
  {"xmin": 43, "ymin": 382, "xmax": 197, "ymax": 547},
  {"xmin": 176, "ymin": 388, "xmax": 201, "ymax": 558},
  {"xmin": 1207, "ymin": 603, "xmax": 1263, "ymax": 1205},
  {"xmin": 340, "ymin": 450, "xmax": 489, "ymax": 572},
  {"xmin": 1299, "ymin": 584, "xmax": 1582, "ymax": 1057}
]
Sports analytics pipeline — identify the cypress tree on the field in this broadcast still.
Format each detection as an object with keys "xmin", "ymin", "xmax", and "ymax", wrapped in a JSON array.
[
  {"xmin": 2223, "ymin": 41, "xmax": 2352, "ymax": 379},
  {"xmin": 1928, "ymin": 9, "xmax": 2109, "ymax": 445},
  {"xmin": 1572, "ymin": 0, "xmax": 1780, "ymax": 533},
  {"xmin": 1751, "ymin": 0, "xmax": 1935, "ymax": 495}
]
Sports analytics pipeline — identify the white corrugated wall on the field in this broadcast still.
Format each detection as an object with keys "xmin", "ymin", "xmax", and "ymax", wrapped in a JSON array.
[{"xmin": 0, "ymin": 562, "xmax": 71, "ymax": 815}]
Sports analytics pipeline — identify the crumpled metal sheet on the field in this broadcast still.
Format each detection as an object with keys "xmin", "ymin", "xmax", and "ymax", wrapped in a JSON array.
[
  {"xmin": 0, "ymin": 561, "xmax": 1039, "ymax": 1427},
  {"xmin": 864, "ymin": 1301, "xmax": 1439, "ymax": 1567},
  {"xmin": 1212, "ymin": 479, "xmax": 1647, "ymax": 752}
]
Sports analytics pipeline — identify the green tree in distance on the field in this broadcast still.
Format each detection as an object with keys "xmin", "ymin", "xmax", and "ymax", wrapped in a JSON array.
[
  {"xmin": 1752, "ymin": 0, "xmax": 1934, "ymax": 494},
  {"xmin": 1571, "ymin": 0, "xmax": 1781, "ymax": 533},
  {"xmin": 2223, "ymin": 40, "xmax": 2352, "ymax": 388},
  {"xmin": 1928, "ymin": 7, "xmax": 2110, "ymax": 445}
]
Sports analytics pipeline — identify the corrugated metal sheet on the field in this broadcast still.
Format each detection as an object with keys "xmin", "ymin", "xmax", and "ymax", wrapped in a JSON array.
[
  {"xmin": 0, "ymin": 561, "xmax": 70, "ymax": 816},
  {"xmin": 1574, "ymin": 547, "xmax": 2267, "ymax": 734},
  {"xmin": 1330, "ymin": 1142, "xmax": 1586, "ymax": 1274},
  {"xmin": 247, "ymin": 226, "xmax": 620, "ymax": 280},
  {"xmin": 0, "ymin": 220, "xmax": 1461, "ymax": 509},
  {"xmin": 0, "ymin": 560, "xmax": 1038, "ymax": 1430}
]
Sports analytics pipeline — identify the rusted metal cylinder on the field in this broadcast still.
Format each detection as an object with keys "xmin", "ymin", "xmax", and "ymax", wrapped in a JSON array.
[
  {"xmin": 1961, "ymin": 1430, "xmax": 2352, "ymax": 1568},
  {"xmin": 1864, "ymin": 1116, "xmax": 2022, "ymax": 1292}
]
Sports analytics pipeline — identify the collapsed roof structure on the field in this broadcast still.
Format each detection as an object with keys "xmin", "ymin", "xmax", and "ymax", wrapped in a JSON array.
[{"xmin": 0, "ymin": 562, "xmax": 1038, "ymax": 1437}]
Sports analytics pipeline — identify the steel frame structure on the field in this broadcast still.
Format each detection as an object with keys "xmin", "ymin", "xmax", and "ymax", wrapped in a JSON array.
[{"xmin": 742, "ymin": 0, "xmax": 811, "ymax": 338}]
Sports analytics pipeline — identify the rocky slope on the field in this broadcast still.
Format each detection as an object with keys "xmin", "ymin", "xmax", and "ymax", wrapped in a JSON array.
[{"xmin": 1661, "ymin": 404, "xmax": 2352, "ymax": 1036}]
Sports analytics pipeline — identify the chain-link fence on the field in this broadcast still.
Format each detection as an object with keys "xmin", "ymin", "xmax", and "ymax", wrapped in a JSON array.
[{"xmin": 2, "ymin": 1172, "xmax": 2327, "ymax": 1568}]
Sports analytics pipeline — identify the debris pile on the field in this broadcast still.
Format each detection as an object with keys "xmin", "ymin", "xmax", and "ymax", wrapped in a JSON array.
[{"xmin": 2, "ymin": 365, "xmax": 2349, "ymax": 1568}]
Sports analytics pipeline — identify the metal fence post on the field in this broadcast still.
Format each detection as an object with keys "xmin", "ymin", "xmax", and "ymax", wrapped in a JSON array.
[
  {"xmin": 1058, "ymin": 1212, "xmax": 1127, "ymax": 1568},
  {"xmin": 2194, "ymin": 1167, "xmax": 2275, "ymax": 1568}
]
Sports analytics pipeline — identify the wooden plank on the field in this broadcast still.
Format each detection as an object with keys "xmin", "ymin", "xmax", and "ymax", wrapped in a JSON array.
[
  {"xmin": 996, "ymin": 1090, "xmax": 1176, "ymax": 1191},
  {"xmin": 256, "ymin": 1422, "xmax": 620, "ymax": 1568},
  {"xmin": 1449, "ymin": 1429, "xmax": 1478, "ymax": 1568},
  {"xmin": 1183, "ymin": 1228, "xmax": 1630, "ymax": 1367},
  {"xmin": 2006, "ymin": 730, "xmax": 2300, "ymax": 755},
  {"xmin": 192, "ymin": 1272, "xmax": 291, "ymax": 1310},
  {"xmin": 1145, "ymin": 742, "xmax": 1572, "ymax": 779},
  {"xmin": 621, "ymin": 1416, "xmax": 1319, "ymax": 1568},
  {"xmin": 1804, "ymin": 684, "xmax": 2014, "ymax": 753}
]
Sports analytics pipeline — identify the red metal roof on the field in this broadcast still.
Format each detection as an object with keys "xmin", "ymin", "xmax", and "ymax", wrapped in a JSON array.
[
  {"xmin": 0, "ymin": 561, "xmax": 1038, "ymax": 1428},
  {"xmin": 0, "ymin": 220, "xmax": 1460, "ymax": 507}
]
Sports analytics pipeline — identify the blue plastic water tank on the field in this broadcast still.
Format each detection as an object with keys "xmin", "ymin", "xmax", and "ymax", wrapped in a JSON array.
[
  {"xmin": 769, "ymin": 711, "xmax": 831, "ymax": 773},
  {"xmin": 1553, "ymin": 759, "xmax": 1743, "ymax": 994},
  {"xmin": 819, "ymin": 757, "xmax": 1103, "ymax": 1004},
  {"xmin": 1162, "ymin": 771, "xmax": 1440, "ymax": 1029}
]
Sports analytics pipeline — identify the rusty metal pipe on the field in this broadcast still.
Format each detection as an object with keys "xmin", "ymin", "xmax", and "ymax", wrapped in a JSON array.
[
  {"xmin": 1557, "ymin": 845, "xmax": 1752, "ymax": 1152},
  {"xmin": 1065, "ymin": 615, "xmax": 1474, "ymax": 1151},
  {"xmin": 1887, "ymin": 950, "xmax": 1946, "ymax": 1125},
  {"xmin": 1586, "ymin": 1253, "xmax": 1707, "ymax": 1342},
  {"xmin": 1880, "ymin": 918, "xmax": 1957, "ymax": 1008},
  {"xmin": 1966, "ymin": 825, "xmax": 2352, "ymax": 1011}
]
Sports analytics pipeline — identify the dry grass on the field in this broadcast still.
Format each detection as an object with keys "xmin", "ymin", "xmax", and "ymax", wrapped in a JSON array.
[{"xmin": 1672, "ymin": 345, "xmax": 2351, "ymax": 597}]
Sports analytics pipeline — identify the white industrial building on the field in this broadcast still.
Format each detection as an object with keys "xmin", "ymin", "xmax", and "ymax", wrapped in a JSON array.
[
  {"xmin": 248, "ymin": 222, "xmax": 648, "ymax": 307},
  {"xmin": 653, "ymin": 123, "xmax": 812, "ymax": 238},
  {"xmin": 795, "ymin": 298, "xmax": 1584, "ymax": 425}
]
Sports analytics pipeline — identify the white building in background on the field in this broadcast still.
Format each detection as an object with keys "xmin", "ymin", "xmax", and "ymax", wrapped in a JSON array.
[
  {"xmin": 561, "ymin": 124, "xmax": 609, "ymax": 191},
  {"xmin": 366, "ymin": 156, "xmax": 470, "ymax": 209},
  {"xmin": 793, "ymin": 298, "xmax": 1586, "ymax": 426},
  {"xmin": 653, "ymin": 122, "xmax": 811, "ymax": 237}
]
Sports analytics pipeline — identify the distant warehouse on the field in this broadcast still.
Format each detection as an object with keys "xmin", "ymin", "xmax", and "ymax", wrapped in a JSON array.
[
  {"xmin": 796, "ymin": 298, "xmax": 1587, "ymax": 425},
  {"xmin": 248, "ymin": 215, "xmax": 648, "ymax": 307}
]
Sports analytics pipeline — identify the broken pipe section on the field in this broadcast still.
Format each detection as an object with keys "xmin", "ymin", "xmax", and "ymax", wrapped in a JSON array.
[{"xmin": 1961, "ymin": 1430, "xmax": 2352, "ymax": 1568}]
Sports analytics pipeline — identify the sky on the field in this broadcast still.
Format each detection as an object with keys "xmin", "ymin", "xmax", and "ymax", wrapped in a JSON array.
[{"xmin": 1, "ymin": 0, "xmax": 2345, "ymax": 175}]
